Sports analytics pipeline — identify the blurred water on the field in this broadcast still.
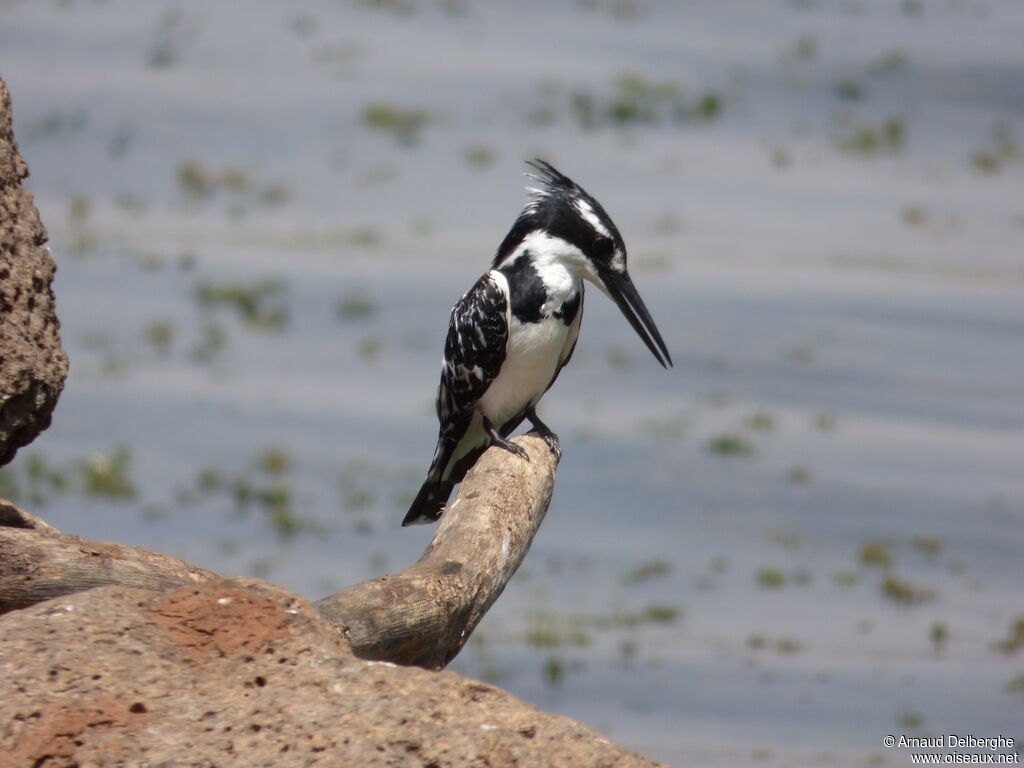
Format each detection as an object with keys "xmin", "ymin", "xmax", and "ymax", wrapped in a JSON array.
[{"xmin": 3, "ymin": 1, "xmax": 1023, "ymax": 765}]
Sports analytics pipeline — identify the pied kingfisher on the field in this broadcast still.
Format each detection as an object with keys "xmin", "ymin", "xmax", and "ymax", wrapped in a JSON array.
[{"xmin": 402, "ymin": 160, "xmax": 672, "ymax": 526}]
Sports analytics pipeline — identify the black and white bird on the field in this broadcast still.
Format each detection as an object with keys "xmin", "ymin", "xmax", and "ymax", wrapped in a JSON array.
[{"xmin": 402, "ymin": 160, "xmax": 672, "ymax": 526}]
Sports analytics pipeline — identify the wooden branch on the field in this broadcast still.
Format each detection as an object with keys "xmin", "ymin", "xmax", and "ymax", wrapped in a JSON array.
[
  {"xmin": 315, "ymin": 433, "xmax": 558, "ymax": 669},
  {"xmin": 0, "ymin": 435, "xmax": 559, "ymax": 668}
]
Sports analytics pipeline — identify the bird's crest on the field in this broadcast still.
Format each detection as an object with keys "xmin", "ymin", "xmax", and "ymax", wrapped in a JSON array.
[
  {"xmin": 523, "ymin": 159, "xmax": 581, "ymax": 211},
  {"xmin": 492, "ymin": 159, "xmax": 623, "ymax": 267}
]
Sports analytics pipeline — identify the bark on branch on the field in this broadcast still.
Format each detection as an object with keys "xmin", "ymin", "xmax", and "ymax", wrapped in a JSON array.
[
  {"xmin": 315, "ymin": 433, "xmax": 558, "ymax": 668},
  {"xmin": 0, "ymin": 435, "xmax": 558, "ymax": 668}
]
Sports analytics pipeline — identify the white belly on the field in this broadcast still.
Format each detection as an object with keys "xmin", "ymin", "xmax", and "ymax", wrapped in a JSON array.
[{"xmin": 479, "ymin": 316, "xmax": 569, "ymax": 428}]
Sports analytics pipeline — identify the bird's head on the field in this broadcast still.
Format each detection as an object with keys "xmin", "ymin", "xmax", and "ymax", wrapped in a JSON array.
[{"xmin": 493, "ymin": 159, "xmax": 672, "ymax": 368}]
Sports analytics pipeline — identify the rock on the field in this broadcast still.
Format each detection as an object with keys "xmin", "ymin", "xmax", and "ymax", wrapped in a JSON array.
[
  {"xmin": 0, "ymin": 578, "xmax": 663, "ymax": 767},
  {"xmin": 0, "ymin": 76, "xmax": 69, "ymax": 466}
]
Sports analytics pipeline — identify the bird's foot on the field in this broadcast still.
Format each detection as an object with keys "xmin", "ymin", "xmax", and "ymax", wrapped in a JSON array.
[
  {"xmin": 525, "ymin": 407, "xmax": 561, "ymax": 459},
  {"xmin": 537, "ymin": 430, "xmax": 561, "ymax": 460},
  {"xmin": 483, "ymin": 417, "xmax": 530, "ymax": 461},
  {"xmin": 496, "ymin": 437, "xmax": 530, "ymax": 461}
]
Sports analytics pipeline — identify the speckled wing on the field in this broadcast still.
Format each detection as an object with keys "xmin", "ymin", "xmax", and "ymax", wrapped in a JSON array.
[{"xmin": 437, "ymin": 271, "xmax": 509, "ymax": 436}]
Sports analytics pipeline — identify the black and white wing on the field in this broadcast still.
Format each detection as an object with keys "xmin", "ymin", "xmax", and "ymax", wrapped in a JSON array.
[
  {"xmin": 437, "ymin": 271, "xmax": 509, "ymax": 445},
  {"xmin": 402, "ymin": 272, "xmax": 509, "ymax": 526}
]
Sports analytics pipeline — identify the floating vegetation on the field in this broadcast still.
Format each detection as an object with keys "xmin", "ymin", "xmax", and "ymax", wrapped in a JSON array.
[
  {"xmin": 787, "ymin": 465, "xmax": 812, "ymax": 484},
  {"xmin": 591, "ymin": 604, "xmax": 681, "ymax": 629},
  {"xmin": 196, "ymin": 467, "xmax": 226, "ymax": 494},
  {"xmin": 24, "ymin": 109, "xmax": 88, "ymax": 142},
  {"xmin": 524, "ymin": 609, "xmax": 592, "ymax": 650},
  {"xmin": 930, "ymin": 621, "xmax": 948, "ymax": 652},
  {"xmin": 80, "ymin": 446, "xmax": 137, "ymax": 500},
  {"xmin": 747, "ymin": 635, "xmax": 803, "ymax": 654},
  {"xmin": 859, "ymin": 540, "xmax": 894, "ymax": 569},
  {"xmin": 745, "ymin": 410, "xmax": 776, "ymax": 431},
  {"xmin": 901, "ymin": 206, "xmax": 928, "ymax": 227},
  {"xmin": 648, "ymin": 211, "xmax": 683, "ymax": 237},
  {"xmin": 195, "ymin": 279, "xmax": 289, "ymax": 331},
  {"xmin": 178, "ymin": 161, "xmax": 214, "ymax": 197},
  {"xmin": 641, "ymin": 604, "xmax": 680, "ymax": 624},
  {"xmin": 175, "ymin": 450, "xmax": 312, "ymax": 542},
  {"xmin": 707, "ymin": 433, "xmax": 754, "ymax": 457},
  {"xmin": 897, "ymin": 709, "xmax": 924, "ymax": 730},
  {"xmin": 528, "ymin": 72, "xmax": 726, "ymax": 132},
  {"xmin": 836, "ymin": 118, "xmax": 906, "ymax": 156},
  {"xmin": 775, "ymin": 638, "xmax": 802, "ymax": 654},
  {"xmin": 25, "ymin": 453, "xmax": 69, "ymax": 505},
  {"xmin": 813, "ymin": 412, "xmax": 837, "ymax": 432},
  {"xmin": 771, "ymin": 147, "xmax": 793, "ymax": 169},
  {"xmin": 870, "ymin": 48, "xmax": 909, "ymax": 74},
  {"xmin": 835, "ymin": 80, "xmax": 864, "ymax": 101},
  {"xmin": 68, "ymin": 195, "xmax": 90, "ymax": 223},
  {"xmin": 619, "ymin": 638, "xmax": 638, "ymax": 665},
  {"xmin": 881, "ymin": 574, "xmax": 934, "ymax": 606},
  {"xmin": 622, "ymin": 558, "xmax": 672, "ymax": 585},
  {"xmin": 464, "ymin": 144, "xmax": 495, "ymax": 168},
  {"xmin": 146, "ymin": 6, "xmax": 195, "ymax": 69},
  {"xmin": 357, "ymin": 335, "xmax": 383, "ymax": 360},
  {"xmin": 789, "ymin": 33, "xmax": 818, "ymax": 61},
  {"xmin": 832, "ymin": 571, "xmax": 859, "ymax": 587},
  {"xmin": 785, "ymin": 344, "xmax": 814, "ymax": 364},
  {"xmin": 756, "ymin": 567, "xmax": 787, "ymax": 589},
  {"xmin": 992, "ymin": 616, "xmax": 1024, "ymax": 654},
  {"xmin": 337, "ymin": 461, "xmax": 378, "ymax": 515},
  {"xmin": 542, "ymin": 656, "xmax": 565, "ymax": 686},
  {"xmin": 970, "ymin": 150, "xmax": 999, "ymax": 173},
  {"xmin": 65, "ymin": 194, "xmax": 98, "ymax": 257},
  {"xmin": 968, "ymin": 124, "xmax": 1019, "ymax": 173},
  {"xmin": 359, "ymin": 0, "xmax": 417, "ymax": 14},
  {"xmin": 257, "ymin": 447, "xmax": 291, "ymax": 476},
  {"xmin": 192, "ymin": 323, "xmax": 229, "ymax": 363},
  {"xmin": 639, "ymin": 412, "xmax": 687, "ymax": 441},
  {"xmin": 176, "ymin": 160, "xmax": 289, "ymax": 209},
  {"xmin": 576, "ymin": 0, "xmax": 645, "ymax": 20},
  {"xmin": 231, "ymin": 474, "xmax": 301, "ymax": 541},
  {"xmin": 336, "ymin": 290, "xmax": 378, "ymax": 321},
  {"xmin": 363, "ymin": 102, "xmax": 431, "ymax": 145},
  {"xmin": 911, "ymin": 536, "xmax": 942, "ymax": 558},
  {"xmin": 605, "ymin": 346, "xmax": 633, "ymax": 371},
  {"xmin": 142, "ymin": 320, "xmax": 175, "ymax": 353},
  {"xmin": 0, "ymin": 467, "xmax": 19, "ymax": 501}
]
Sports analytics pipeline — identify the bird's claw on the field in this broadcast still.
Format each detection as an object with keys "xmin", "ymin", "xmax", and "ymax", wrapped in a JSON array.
[
  {"xmin": 497, "ymin": 438, "xmax": 530, "ymax": 461},
  {"xmin": 533, "ymin": 429, "xmax": 561, "ymax": 459}
]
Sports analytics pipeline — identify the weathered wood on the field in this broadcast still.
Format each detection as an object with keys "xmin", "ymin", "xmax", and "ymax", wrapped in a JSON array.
[
  {"xmin": 315, "ymin": 433, "xmax": 558, "ymax": 669},
  {"xmin": 0, "ymin": 500, "xmax": 219, "ymax": 614},
  {"xmin": 0, "ymin": 434, "xmax": 559, "ymax": 668}
]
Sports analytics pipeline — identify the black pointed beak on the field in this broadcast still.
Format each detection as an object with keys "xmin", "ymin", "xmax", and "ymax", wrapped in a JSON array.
[{"xmin": 599, "ymin": 268, "xmax": 672, "ymax": 368}]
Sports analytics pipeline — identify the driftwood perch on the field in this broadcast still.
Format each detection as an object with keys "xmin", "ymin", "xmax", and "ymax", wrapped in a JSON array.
[
  {"xmin": 316, "ymin": 433, "xmax": 558, "ymax": 668},
  {"xmin": 0, "ymin": 435, "xmax": 558, "ymax": 668}
]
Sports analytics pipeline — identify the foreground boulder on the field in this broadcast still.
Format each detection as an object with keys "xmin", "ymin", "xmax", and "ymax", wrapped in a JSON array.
[{"xmin": 0, "ymin": 578, "xmax": 661, "ymax": 767}]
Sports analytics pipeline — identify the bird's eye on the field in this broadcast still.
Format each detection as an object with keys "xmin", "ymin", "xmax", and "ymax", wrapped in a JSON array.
[{"xmin": 592, "ymin": 237, "xmax": 614, "ymax": 262}]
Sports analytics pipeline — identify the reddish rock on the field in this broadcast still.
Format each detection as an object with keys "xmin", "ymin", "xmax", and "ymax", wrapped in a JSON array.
[{"xmin": 0, "ymin": 579, "xmax": 663, "ymax": 768}]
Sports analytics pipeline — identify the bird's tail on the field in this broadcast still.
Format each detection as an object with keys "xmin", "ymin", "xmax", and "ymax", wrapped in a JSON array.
[{"xmin": 402, "ymin": 477, "xmax": 455, "ymax": 527}]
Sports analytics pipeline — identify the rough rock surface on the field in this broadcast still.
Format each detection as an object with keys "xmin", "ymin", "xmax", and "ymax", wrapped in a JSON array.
[
  {"xmin": 0, "ymin": 578, "xmax": 663, "ymax": 768},
  {"xmin": 0, "ymin": 76, "xmax": 68, "ymax": 466}
]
